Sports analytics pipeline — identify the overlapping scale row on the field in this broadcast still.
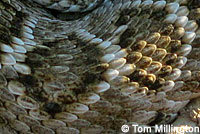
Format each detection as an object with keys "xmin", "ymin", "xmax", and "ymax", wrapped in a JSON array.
[
  {"xmin": 0, "ymin": 0, "xmax": 200, "ymax": 134},
  {"xmin": 83, "ymin": 0, "xmax": 200, "ymax": 131},
  {"xmin": 0, "ymin": 1, "xmax": 38, "ymax": 77},
  {"xmin": 32, "ymin": 0, "xmax": 104, "ymax": 13}
]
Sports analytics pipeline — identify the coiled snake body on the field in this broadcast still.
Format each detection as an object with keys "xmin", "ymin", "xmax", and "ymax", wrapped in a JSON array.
[{"xmin": 1, "ymin": 0, "xmax": 200, "ymax": 133}]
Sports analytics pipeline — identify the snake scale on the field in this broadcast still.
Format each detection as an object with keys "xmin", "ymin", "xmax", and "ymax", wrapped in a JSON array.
[{"xmin": 1, "ymin": 0, "xmax": 200, "ymax": 133}]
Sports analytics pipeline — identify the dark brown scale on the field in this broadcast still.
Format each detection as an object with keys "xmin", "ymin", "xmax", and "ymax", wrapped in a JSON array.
[
  {"xmin": 57, "ymin": 10, "xmax": 90, "ymax": 21},
  {"xmin": 137, "ymin": 19, "xmax": 152, "ymax": 31},
  {"xmin": 129, "ymin": 27, "xmax": 139, "ymax": 36},
  {"xmin": 147, "ymin": 61, "xmax": 162, "ymax": 74},
  {"xmin": 84, "ymin": 55, "xmax": 99, "ymax": 65},
  {"xmin": 33, "ymin": 46, "xmax": 52, "ymax": 57},
  {"xmin": 163, "ymin": 53, "xmax": 177, "ymax": 65},
  {"xmin": 142, "ymin": 74, "xmax": 156, "ymax": 87},
  {"xmin": 26, "ymin": 53, "xmax": 47, "ymax": 69},
  {"xmin": 19, "ymin": 75, "xmax": 39, "ymax": 87},
  {"xmin": 146, "ymin": 32, "xmax": 161, "ymax": 44},
  {"xmin": 158, "ymin": 65, "xmax": 172, "ymax": 78},
  {"xmin": 126, "ymin": 27, "xmax": 138, "ymax": 36},
  {"xmin": 71, "ymin": 37, "xmax": 103, "ymax": 62},
  {"xmin": 152, "ymin": 48, "xmax": 167, "ymax": 61},
  {"xmin": 149, "ymin": 21, "xmax": 162, "ymax": 32},
  {"xmin": 115, "ymin": 15, "xmax": 130, "ymax": 26},
  {"xmin": 130, "ymin": 40, "xmax": 146, "ymax": 51},
  {"xmin": 165, "ymin": 59, "xmax": 175, "ymax": 65},
  {"xmin": 149, "ymin": 112, "xmax": 165, "ymax": 125},
  {"xmin": 100, "ymin": 32, "xmax": 113, "ymax": 40},
  {"xmin": 156, "ymin": 36, "xmax": 171, "ymax": 48},
  {"xmin": 168, "ymin": 40, "xmax": 182, "ymax": 53},
  {"xmin": 72, "ymin": 38, "xmax": 87, "ymax": 48},
  {"xmin": 115, "ymin": 8, "xmax": 134, "ymax": 26},
  {"xmin": 68, "ymin": 33, "xmax": 77, "ymax": 41},
  {"xmin": 82, "ymin": 44, "xmax": 103, "ymax": 58},
  {"xmin": 28, "ymin": 88, "xmax": 48, "ymax": 102},
  {"xmin": 120, "ymin": 29, "xmax": 137, "ymax": 48},
  {"xmin": 149, "ymin": 112, "xmax": 177, "ymax": 126},
  {"xmin": 148, "ymin": 78, "xmax": 163, "ymax": 91},
  {"xmin": 129, "ymin": 17, "xmax": 140, "ymax": 28},
  {"xmin": 27, "ymin": 60, "xmax": 48, "ymax": 70},
  {"xmin": 129, "ymin": 69, "xmax": 147, "ymax": 83},
  {"xmin": 136, "ymin": 56, "xmax": 152, "ymax": 68},
  {"xmin": 142, "ymin": 44, "xmax": 157, "ymax": 56},
  {"xmin": 55, "ymin": 92, "xmax": 77, "ymax": 104},
  {"xmin": 83, "ymin": 72, "xmax": 100, "ymax": 86},
  {"xmin": 72, "ymin": 84, "xmax": 89, "ymax": 95},
  {"xmin": 120, "ymin": 8, "xmax": 132, "ymax": 16},
  {"xmin": 139, "ymin": 8, "xmax": 152, "ymax": 19},
  {"xmin": 7, "ymin": 9, "xmax": 25, "ymax": 37},
  {"xmin": 43, "ymin": 102, "xmax": 62, "ymax": 116},
  {"xmin": 160, "ymin": 24, "xmax": 174, "ymax": 36},
  {"xmin": 133, "ymin": 30, "xmax": 150, "ymax": 42},
  {"xmin": 0, "ymin": 25, "xmax": 11, "ymax": 44},
  {"xmin": 95, "ymin": 63, "xmax": 109, "ymax": 73},
  {"xmin": 127, "ymin": 52, "xmax": 142, "ymax": 64},
  {"xmin": 42, "ymin": 41, "xmax": 58, "ymax": 48},
  {"xmin": 120, "ymin": 37, "xmax": 135, "ymax": 48},
  {"xmin": 170, "ymin": 27, "xmax": 185, "ymax": 40},
  {"xmin": 129, "ymin": 8, "xmax": 141, "ymax": 17},
  {"xmin": 151, "ymin": 10, "xmax": 166, "ymax": 21},
  {"xmin": 0, "ymin": 32, "xmax": 11, "ymax": 44}
]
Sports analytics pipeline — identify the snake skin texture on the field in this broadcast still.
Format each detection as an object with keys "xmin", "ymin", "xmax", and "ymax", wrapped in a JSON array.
[
  {"xmin": 32, "ymin": 0, "xmax": 104, "ymax": 12},
  {"xmin": 1, "ymin": 0, "xmax": 200, "ymax": 134}
]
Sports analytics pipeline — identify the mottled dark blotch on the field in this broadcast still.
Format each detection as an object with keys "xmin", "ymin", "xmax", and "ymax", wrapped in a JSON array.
[
  {"xmin": 19, "ymin": 75, "xmax": 39, "ymax": 87},
  {"xmin": 44, "ymin": 102, "xmax": 62, "ymax": 115},
  {"xmin": 160, "ymin": 24, "xmax": 174, "ymax": 36},
  {"xmin": 33, "ymin": 46, "xmax": 51, "ymax": 56},
  {"xmin": 10, "ymin": 11, "xmax": 26, "ymax": 37},
  {"xmin": 28, "ymin": 88, "xmax": 48, "ymax": 102},
  {"xmin": 149, "ymin": 112, "xmax": 165, "ymax": 126},
  {"xmin": 148, "ymin": 79, "xmax": 162, "ymax": 91},
  {"xmin": 151, "ymin": 10, "xmax": 166, "ymax": 21},
  {"xmin": 129, "ymin": 70, "xmax": 146, "ymax": 83},
  {"xmin": 83, "ymin": 72, "xmax": 99, "ymax": 85},
  {"xmin": 26, "ymin": 57, "xmax": 45, "ymax": 69}
]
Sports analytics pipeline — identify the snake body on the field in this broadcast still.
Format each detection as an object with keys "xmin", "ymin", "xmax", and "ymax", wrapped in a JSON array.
[{"xmin": 1, "ymin": 0, "xmax": 200, "ymax": 134}]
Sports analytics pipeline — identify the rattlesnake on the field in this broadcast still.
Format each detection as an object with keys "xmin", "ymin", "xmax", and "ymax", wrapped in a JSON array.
[{"xmin": 1, "ymin": 0, "xmax": 200, "ymax": 133}]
